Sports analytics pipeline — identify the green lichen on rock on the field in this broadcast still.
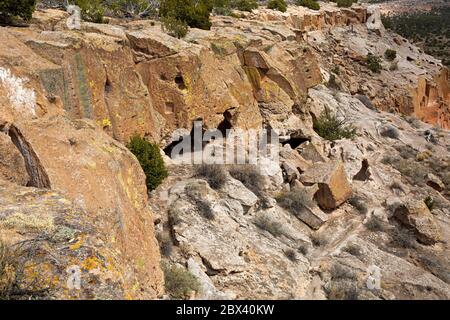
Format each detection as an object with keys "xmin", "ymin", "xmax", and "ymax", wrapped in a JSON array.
[{"xmin": 74, "ymin": 53, "xmax": 93, "ymax": 119}]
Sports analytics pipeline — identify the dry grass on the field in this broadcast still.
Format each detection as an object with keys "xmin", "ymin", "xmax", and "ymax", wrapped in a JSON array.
[
  {"xmin": 0, "ymin": 212, "xmax": 55, "ymax": 234},
  {"xmin": 276, "ymin": 189, "xmax": 315, "ymax": 214},
  {"xmin": 254, "ymin": 215, "xmax": 284, "ymax": 238},
  {"xmin": 365, "ymin": 214, "xmax": 387, "ymax": 232},
  {"xmin": 348, "ymin": 196, "xmax": 368, "ymax": 215},
  {"xmin": 228, "ymin": 164, "xmax": 265, "ymax": 196},
  {"xmin": 310, "ymin": 232, "xmax": 329, "ymax": 247},
  {"xmin": 0, "ymin": 240, "xmax": 16, "ymax": 299},
  {"xmin": 343, "ymin": 243, "xmax": 362, "ymax": 256},
  {"xmin": 194, "ymin": 164, "xmax": 227, "ymax": 190}
]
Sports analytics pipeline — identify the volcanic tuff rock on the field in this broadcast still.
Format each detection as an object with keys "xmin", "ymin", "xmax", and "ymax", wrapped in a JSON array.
[{"xmin": 0, "ymin": 2, "xmax": 449, "ymax": 300}]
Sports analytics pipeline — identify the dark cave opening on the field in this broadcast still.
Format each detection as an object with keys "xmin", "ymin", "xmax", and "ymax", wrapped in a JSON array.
[
  {"xmin": 174, "ymin": 74, "xmax": 186, "ymax": 90},
  {"xmin": 163, "ymin": 120, "xmax": 206, "ymax": 158},
  {"xmin": 281, "ymin": 136, "xmax": 310, "ymax": 149},
  {"xmin": 217, "ymin": 110, "xmax": 233, "ymax": 137}
]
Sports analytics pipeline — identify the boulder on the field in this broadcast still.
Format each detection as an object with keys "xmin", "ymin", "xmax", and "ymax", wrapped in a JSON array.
[
  {"xmin": 286, "ymin": 183, "xmax": 328, "ymax": 230},
  {"xmin": 296, "ymin": 141, "xmax": 326, "ymax": 163},
  {"xmin": 282, "ymin": 162, "xmax": 300, "ymax": 183},
  {"xmin": 280, "ymin": 144, "xmax": 312, "ymax": 173},
  {"xmin": 187, "ymin": 258, "xmax": 235, "ymax": 300},
  {"xmin": 393, "ymin": 199, "xmax": 443, "ymax": 245},
  {"xmin": 300, "ymin": 160, "xmax": 352, "ymax": 210},
  {"xmin": 222, "ymin": 178, "xmax": 258, "ymax": 208}
]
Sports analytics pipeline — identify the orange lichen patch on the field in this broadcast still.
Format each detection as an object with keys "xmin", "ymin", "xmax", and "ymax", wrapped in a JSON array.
[
  {"xmin": 81, "ymin": 256, "xmax": 104, "ymax": 272},
  {"xmin": 22, "ymin": 261, "xmax": 60, "ymax": 292},
  {"xmin": 69, "ymin": 237, "xmax": 84, "ymax": 250}
]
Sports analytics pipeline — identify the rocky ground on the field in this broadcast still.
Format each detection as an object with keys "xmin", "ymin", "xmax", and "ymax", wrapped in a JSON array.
[{"xmin": 0, "ymin": 3, "xmax": 449, "ymax": 299}]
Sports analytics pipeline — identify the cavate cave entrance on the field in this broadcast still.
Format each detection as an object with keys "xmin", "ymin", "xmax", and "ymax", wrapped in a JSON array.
[
  {"xmin": 163, "ymin": 114, "xmax": 235, "ymax": 159},
  {"xmin": 0, "ymin": 123, "xmax": 51, "ymax": 188},
  {"xmin": 163, "ymin": 120, "xmax": 207, "ymax": 158},
  {"xmin": 217, "ymin": 110, "xmax": 233, "ymax": 137},
  {"xmin": 281, "ymin": 136, "xmax": 310, "ymax": 149}
]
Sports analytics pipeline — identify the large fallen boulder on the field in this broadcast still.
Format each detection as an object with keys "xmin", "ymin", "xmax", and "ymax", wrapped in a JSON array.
[
  {"xmin": 299, "ymin": 160, "xmax": 352, "ymax": 210},
  {"xmin": 393, "ymin": 199, "xmax": 443, "ymax": 245}
]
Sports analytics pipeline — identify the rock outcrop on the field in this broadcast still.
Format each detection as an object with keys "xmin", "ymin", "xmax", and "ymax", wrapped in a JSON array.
[
  {"xmin": 393, "ymin": 199, "xmax": 443, "ymax": 245},
  {"xmin": 0, "ymin": 2, "xmax": 449, "ymax": 301},
  {"xmin": 300, "ymin": 160, "xmax": 353, "ymax": 210}
]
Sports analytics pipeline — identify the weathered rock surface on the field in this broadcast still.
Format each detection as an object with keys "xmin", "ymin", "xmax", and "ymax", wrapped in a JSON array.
[
  {"xmin": 300, "ymin": 160, "xmax": 353, "ymax": 210},
  {"xmin": 0, "ymin": 3, "xmax": 449, "ymax": 301},
  {"xmin": 394, "ymin": 199, "xmax": 443, "ymax": 245},
  {"xmin": 0, "ymin": 116, "xmax": 164, "ymax": 299},
  {"xmin": 0, "ymin": 180, "xmax": 125, "ymax": 299}
]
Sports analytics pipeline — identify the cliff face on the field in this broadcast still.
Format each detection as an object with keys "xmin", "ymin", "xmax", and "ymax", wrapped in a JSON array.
[{"xmin": 0, "ymin": 3, "xmax": 449, "ymax": 300}]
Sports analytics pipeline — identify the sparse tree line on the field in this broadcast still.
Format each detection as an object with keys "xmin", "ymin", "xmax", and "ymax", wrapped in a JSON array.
[
  {"xmin": 1, "ymin": 0, "xmax": 362, "ymax": 36},
  {"xmin": 381, "ymin": 7, "xmax": 450, "ymax": 67}
]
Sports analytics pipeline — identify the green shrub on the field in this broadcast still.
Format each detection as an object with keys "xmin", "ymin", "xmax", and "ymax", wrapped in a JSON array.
[
  {"xmin": 213, "ymin": 0, "xmax": 232, "ymax": 15},
  {"xmin": 160, "ymin": 0, "xmax": 212, "ymax": 30},
  {"xmin": 313, "ymin": 109, "xmax": 357, "ymax": 141},
  {"xmin": 335, "ymin": 0, "xmax": 356, "ymax": 8},
  {"xmin": 267, "ymin": 0, "xmax": 287, "ymax": 12},
  {"xmin": 231, "ymin": 0, "xmax": 258, "ymax": 11},
  {"xmin": 106, "ymin": 0, "xmax": 157, "ymax": 18},
  {"xmin": 163, "ymin": 263, "xmax": 200, "ymax": 299},
  {"xmin": 384, "ymin": 49, "xmax": 397, "ymax": 61},
  {"xmin": 254, "ymin": 215, "xmax": 284, "ymax": 238},
  {"xmin": 194, "ymin": 164, "xmax": 227, "ymax": 190},
  {"xmin": 297, "ymin": 0, "xmax": 320, "ymax": 11},
  {"xmin": 161, "ymin": 15, "xmax": 188, "ymax": 38},
  {"xmin": 424, "ymin": 196, "xmax": 434, "ymax": 211},
  {"xmin": 126, "ymin": 136, "xmax": 168, "ymax": 192},
  {"xmin": 0, "ymin": 0, "xmax": 36, "ymax": 24},
  {"xmin": 75, "ymin": 0, "xmax": 105, "ymax": 23},
  {"xmin": 228, "ymin": 165, "xmax": 265, "ymax": 196},
  {"xmin": 366, "ymin": 54, "xmax": 382, "ymax": 73}
]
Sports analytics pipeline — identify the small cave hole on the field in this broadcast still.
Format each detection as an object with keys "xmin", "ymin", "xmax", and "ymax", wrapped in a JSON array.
[
  {"xmin": 174, "ymin": 74, "xmax": 186, "ymax": 90},
  {"xmin": 165, "ymin": 101, "xmax": 175, "ymax": 114},
  {"xmin": 105, "ymin": 78, "xmax": 112, "ymax": 94}
]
